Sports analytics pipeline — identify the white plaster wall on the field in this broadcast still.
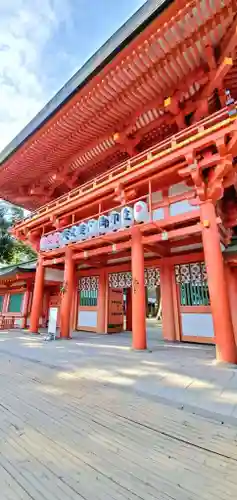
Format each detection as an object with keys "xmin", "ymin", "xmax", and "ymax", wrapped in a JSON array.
[
  {"xmin": 21, "ymin": 292, "xmax": 27, "ymax": 313},
  {"xmin": 45, "ymin": 268, "xmax": 64, "ymax": 282},
  {"xmin": 151, "ymin": 191, "xmax": 163, "ymax": 203},
  {"xmin": 152, "ymin": 207, "xmax": 165, "ymax": 221},
  {"xmin": 168, "ymin": 182, "xmax": 193, "ymax": 197},
  {"xmin": 181, "ymin": 313, "xmax": 214, "ymax": 338},
  {"xmin": 78, "ymin": 310, "xmax": 97, "ymax": 329},
  {"xmin": 170, "ymin": 200, "xmax": 197, "ymax": 216}
]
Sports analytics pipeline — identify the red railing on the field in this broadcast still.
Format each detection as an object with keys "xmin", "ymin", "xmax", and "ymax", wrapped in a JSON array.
[
  {"xmin": 13, "ymin": 105, "xmax": 236, "ymax": 228},
  {"xmin": 0, "ymin": 316, "xmax": 15, "ymax": 330}
]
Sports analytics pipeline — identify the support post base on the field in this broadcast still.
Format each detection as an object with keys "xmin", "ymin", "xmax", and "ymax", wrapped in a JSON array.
[{"xmin": 215, "ymin": 345, "xmax": 237, "ymax": 365}]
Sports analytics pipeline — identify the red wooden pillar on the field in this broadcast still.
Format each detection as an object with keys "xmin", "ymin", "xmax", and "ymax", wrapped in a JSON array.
[
  {"xmin": 2, "ymin": 293, "xmax": 8, "ymax": 315},
  {"xmin": 200, "ymin": 201, "xmax": 237, "ymax": 363},
  {"xmin": 131, "ymin": 227, "xmax": 146, "ymax": 349},
  {"xmin": 22, "ymin": 284, "xmax": 31, "ymax": 329},
  {"xmin": 29, "ymin": 258, "xmax": 45, "ymax": 334},
  {"xmin": 160, "ymin": 262, "xmax": 176, "ymax": 341},
  {"xmin": 97, "ymin": 270, "xmax": 107, "ymax": 333},
  {"xmin": 42, "ymin": 288, "xmax": 50, "ymax": 328},
  {"xmin": 126, "ymin": 288, "xmax": 132, "ymax": 331},
  {"xmin": 60, "ymin": 249, "xmax": 75, "ymax": 338},
  {"xmin": 71, "ymin": 273, "xmax": 79, "ymax": 331},
  {"xmin": 225, "ymin": 265, "xmax": 237, "ymax": 348}
]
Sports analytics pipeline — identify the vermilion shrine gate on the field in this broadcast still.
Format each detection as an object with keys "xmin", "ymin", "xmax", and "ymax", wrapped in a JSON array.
[{"xmin": 0, "ymin": 0, "xmax": 237, "ymax": 363}]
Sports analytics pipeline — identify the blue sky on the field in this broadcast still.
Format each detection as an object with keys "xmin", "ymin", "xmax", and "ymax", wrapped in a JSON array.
[{"xmin": 0, "ymin": 0, "xmax": 146, "ymax": 151}]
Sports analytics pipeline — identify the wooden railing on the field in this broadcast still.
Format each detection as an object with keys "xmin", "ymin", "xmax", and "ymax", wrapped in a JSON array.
[
  {"xmin": 0, "ymin": 316, "xmax": 15, "ymax": 330},
  {"xmin": 13, "ymin": 105, "xmax": 236, "ymax": 228}
]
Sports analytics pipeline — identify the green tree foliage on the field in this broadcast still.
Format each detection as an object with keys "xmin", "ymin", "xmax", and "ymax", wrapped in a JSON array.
[{"xmin": 0, "ymin": 204, "xmax": 37, "ymax": 265}]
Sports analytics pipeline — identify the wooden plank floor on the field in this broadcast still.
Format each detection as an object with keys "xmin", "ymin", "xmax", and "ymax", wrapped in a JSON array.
[{"xmin": 0, "ymin": 348, "xmax": 237, "ymax": 499}]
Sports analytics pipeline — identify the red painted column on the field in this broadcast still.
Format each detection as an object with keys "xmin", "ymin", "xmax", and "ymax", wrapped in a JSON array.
[
  {"xmin": 126, "ymin": 288, "xmax": 132, "ymax": 331},
  {"xmin": 71, "ymin": 274, "xmax": 79, "ymax": 331},
  {"xmin": 60, "ymin": 249, "xmax": 75, "ymax": 338},
  {"xmin": 2, "ymin": 293, "xmax": 8, "ymax": 314},
  {"xmin": 97, "ymin": 270, "xmax": 107, "ymax": 333},
  {"xmin": 22, "ymin": 284, "xmax": 31, "ymax": 329},
  {"xmin": 42, "ymin": 289, "xmax": 50, "ymax": 328},
  {"xmin": 160, "ymin": 262, "xmax": 176, "ymax": 341},
  {"xmin": 200, "ymin": 201, "xmax": 237, "ymax": 363},
  {"xmin": 225, "ymin": 265, "xmax": 237, "ymax": 348},
  {"xmin": 131, "ymin": 227, "xmax": 147, "ymax": 349},
  {"xmin": 29, "ymin": 258, "xmax": 45, "ymax": 334}
]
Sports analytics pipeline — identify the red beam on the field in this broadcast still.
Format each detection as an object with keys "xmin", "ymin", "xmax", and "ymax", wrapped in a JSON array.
[
  {"xmin": 219, "ymin": 16, "xmax": 237, "ymax": 60},
  {"xmin": 227, "ymin": 131, "xmax": 237, "ymax": 156},
  {"xmin": 204, "ymin": 58, "xmax": 233, "ymax": 98},
  {"xmin": 142, "ymin": 224, "xmax": 202, "ymax": 246},
  {"xmin": 144, "ymin": 244, "xmax": 167, "ymax": 257},
  {"xmin": 72, "ymin": 240, "xmax": 131, "ymax": 261},
  {"xmin": 13, "ymin": 111, "xmax": 235, "ymax": 235},
  {"xmin": 42, "ymin": 223, "xmax": 202, "ymax": 267}
]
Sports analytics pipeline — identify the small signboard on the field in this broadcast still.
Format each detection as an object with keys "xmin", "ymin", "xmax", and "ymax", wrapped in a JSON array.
[{"xmin": 48, "ymin": 307, "xmax": 58, "ymax": 338}]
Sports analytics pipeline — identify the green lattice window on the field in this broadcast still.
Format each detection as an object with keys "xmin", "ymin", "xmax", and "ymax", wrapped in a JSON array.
[
  {"xmin": 79, "ymin": 290, "xmax": 98, "ymax": 307},
  {"xmin": 179, "ymin": 283, "xmax": 210, "ymax": 306},
  {"xmin": 8, "ymin": 293, "xmax": 24, "ymax": 313},
  {"xmin": 0, "ymin": 295, "xmax": 4, "ymax": 312},
  {"xmin": 175, "ymin": 263, "xmax": 210, "ymax": 306}
]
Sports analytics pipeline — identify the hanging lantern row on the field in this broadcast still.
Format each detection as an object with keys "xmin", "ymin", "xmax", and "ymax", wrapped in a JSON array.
[{"xmin": 40, "ymin": 201, "xmax": 149, "ymax": 251}]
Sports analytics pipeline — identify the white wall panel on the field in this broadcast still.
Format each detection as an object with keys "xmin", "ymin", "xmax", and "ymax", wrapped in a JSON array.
[
  {"xmin": 170, "ymin": 200, "xmax": 197, "ymax": 216},
  {"xmin": 78, "ymin": 310, "xmax": 97, "ymax": 328},
  {"xmin": 168, "ymin": 182, "xmax": 193, "ymax": 197},
  {"xmin": 151, "ymin": 191, "xmax": 163, "ymax": 203},
  {"xmin": 152, "ymin": 207, "xmax": 164, "ymax": 220},
  {"xmin": 181, "ymin": 313, "xmax": 214, "ymax": 338},
  {"xmin": 45, "ymin": 268, "xmax": 64, "ymax": 282}
]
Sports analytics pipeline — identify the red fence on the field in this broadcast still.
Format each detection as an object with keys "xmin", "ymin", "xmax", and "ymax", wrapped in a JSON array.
[{"xmin": 0, "ymin": 316, "xmax": 15, "ymax": 330}]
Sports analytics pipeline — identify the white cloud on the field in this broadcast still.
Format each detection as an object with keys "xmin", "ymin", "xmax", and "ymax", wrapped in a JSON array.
[
  {"xmin": 0, "ymin": 0, "xmax": 147, "ymax": 154},
  {"xmin": 0, "ymin": 0, "xmax": 72, "ymax": 151}
]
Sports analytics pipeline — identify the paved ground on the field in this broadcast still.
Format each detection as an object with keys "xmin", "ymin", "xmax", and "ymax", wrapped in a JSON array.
[{"xmin": 0, "ymin": 329, "xmax": 237, "ymax": 499}]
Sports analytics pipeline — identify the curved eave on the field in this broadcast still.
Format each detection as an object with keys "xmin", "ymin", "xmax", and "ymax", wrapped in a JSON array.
[
  {"xmin": 0, "ymin": 260, "xmax": 37, "ymax": 280},
  {"xmin": 0, "ymin": 0, "xmax": 172, "ymax": 166}
]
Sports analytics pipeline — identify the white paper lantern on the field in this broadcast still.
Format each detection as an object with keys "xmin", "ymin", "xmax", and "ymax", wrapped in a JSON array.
[
  {"xmin": 61, "ymin": 228, "xmax": 72, "ymax": 245},
  {"xmin": 78, "ymin": 222, "xmax": 88, "ymax": 240},
  {"xmin": 58, "ymin": 231, "xmax": 64, "ymax": 247},
  {"xmin": 88, "ymin": 219, "xmax": 98, "ymax": 238},
  {"xmin": 55, "ymin": 232, "xmax": 62, "ymax": 248},
  {"xmin": 40, "ymin": 236, "xmax": 48, "ymax": 251},
  {"xmin": 121, "ymin": 206, "xmax": 134, "ymax": 228},
  {"xmin": 49, "ymin": 231, "xmax": 61, "ymax": 249},
  {"xmin": 109, "ymin": 211, "xmax": 121, "ymax": 231},
  {"xmin": 134, "ymin": 201, "xmax": 149, "ymax": 223},
  {"xmin": 98, "ymin": 215, "xmax": 110, "ymax": 234},
  {"xmin": 65, "ymin": 226, "xmax": 77, "ymax": 243},
  {"xmin": 75, "ymin": 225, "xmax": 81, "ymax": 241},
  {"xmin": 45, "ymin": 233, "xmax": 57, "ymax": 250}
]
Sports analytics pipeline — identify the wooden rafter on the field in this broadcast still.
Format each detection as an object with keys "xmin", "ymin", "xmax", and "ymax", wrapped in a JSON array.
[
  {"xmin": 220, "ymin": 15, "xmax": 237, "ymax": 60},
  {"xmin": 0, "ymin": 0, "xmax": 236, "ymax": 210}
]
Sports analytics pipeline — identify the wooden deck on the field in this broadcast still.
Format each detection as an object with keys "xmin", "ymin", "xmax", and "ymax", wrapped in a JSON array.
[{"xmin": 0, "ymin": 336, "xmax": 237, "ymax": 499}]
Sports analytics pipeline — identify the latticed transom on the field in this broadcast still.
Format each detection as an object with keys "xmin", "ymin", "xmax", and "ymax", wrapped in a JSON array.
[
  {"xmin": 109, "ymin": 268, "xmax": 160, "ymax": 289},
  {"xmin": 78, "ymin": 276, "xmax": 99, "ymax": 291},
  {"xmin": 0, "ymin": 0, "xmax": 236, "ymax": 209}
]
